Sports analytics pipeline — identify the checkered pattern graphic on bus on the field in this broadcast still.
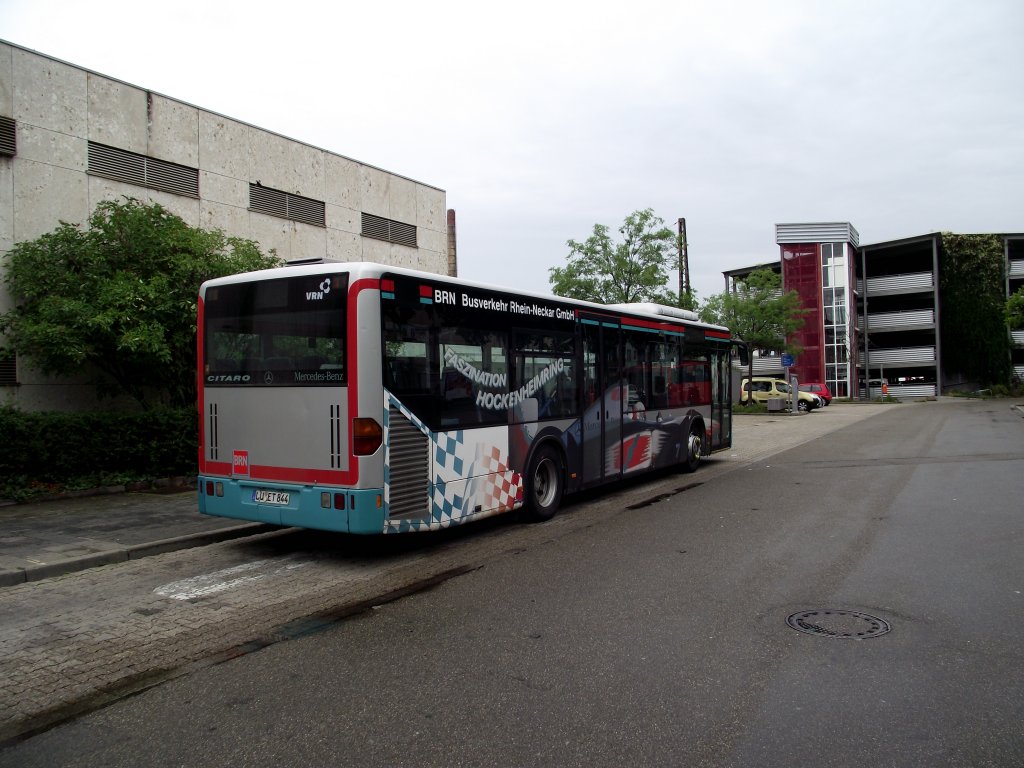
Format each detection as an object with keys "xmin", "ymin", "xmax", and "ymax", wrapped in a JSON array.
[
  {"xmin": 430, "ymin": 429, "xmax": 467, "ymax": 526},
  {"xmin": 470, "ymin": 445, "xmax": 522, "ymax": 513},
  {"xmin": 384, "ymin": 392, "xmax": 520, "ymax": 533},
  {"xmin": 435, "ymin": 432, "xmax": 466, "ymax": 476}
]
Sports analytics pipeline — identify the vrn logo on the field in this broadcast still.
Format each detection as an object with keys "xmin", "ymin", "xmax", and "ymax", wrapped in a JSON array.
[{"xmin": 307, "ymin": 278, "xmax": 332, "ymax": 301}]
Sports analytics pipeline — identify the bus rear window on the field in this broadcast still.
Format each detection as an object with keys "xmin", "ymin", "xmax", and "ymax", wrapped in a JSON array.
[{"xmin": 203, "ymin": 274, "xmax": 347, "ymax": 387}]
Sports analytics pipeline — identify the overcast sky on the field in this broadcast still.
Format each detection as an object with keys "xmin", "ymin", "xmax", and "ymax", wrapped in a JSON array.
[{"xmin": 2, "ymin": 0, "xmax": 1022, "ymax": 300}]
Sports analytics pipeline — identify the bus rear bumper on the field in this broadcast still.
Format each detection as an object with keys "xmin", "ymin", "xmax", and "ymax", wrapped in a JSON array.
[{"xmin": 198, "ymin": 477, "xmax": 386, "ymax": 534}]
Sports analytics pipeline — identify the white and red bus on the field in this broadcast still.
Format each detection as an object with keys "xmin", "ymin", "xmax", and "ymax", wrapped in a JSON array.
[{"xmin": 197, "ymin": 262, "xmax": 740, "ymax": 533}]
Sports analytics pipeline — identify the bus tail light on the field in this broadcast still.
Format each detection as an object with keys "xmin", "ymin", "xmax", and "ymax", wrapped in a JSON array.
[
  {"xmin": 320, "ymin": 492, "xmax": 346, "ymax": 510},
  {"xmin": 352, "ymin": 417, "xmax": 383, "ymax": 456}
]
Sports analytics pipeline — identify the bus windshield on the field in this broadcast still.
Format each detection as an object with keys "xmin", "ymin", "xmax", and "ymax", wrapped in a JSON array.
[{"xmin": 203, "ymin": 273, "xmax": 348, "ymax": 387}]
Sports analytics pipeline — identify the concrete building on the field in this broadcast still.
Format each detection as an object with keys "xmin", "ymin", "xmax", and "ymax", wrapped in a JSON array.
[
  {"xmin": 0, "ymin": 41, "xmax": 451, "ymax": 410},
  {"xmin": 857, "ymin": 232, "xmax": 942, "ymax": 398},
  {"xmin": 776, "ymin": 223, "xmax": 860, "ymax": 399},
  {"xmin": 726, "ymin": 223, "xmax": 1024, "ymax": 398}
]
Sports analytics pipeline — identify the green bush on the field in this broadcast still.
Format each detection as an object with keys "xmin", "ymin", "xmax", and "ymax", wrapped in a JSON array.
[
  {"xmin": 732, "ymin": 401, "xmax": 767, "ymax": 414},
  {"xmin": 0, "ymin": 406, "xmax": 196, "ymax": 500}
]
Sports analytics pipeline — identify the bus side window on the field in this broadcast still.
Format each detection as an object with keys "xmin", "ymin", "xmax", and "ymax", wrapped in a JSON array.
[
  {"xmin": 388, "ymin": 356, "xmax": 430, "ymax": 394},
  {"xmin": 559, "ymin": 366, "xmax": 576, "ymax": 415},
  {"xmin": 651, "ymin": 373, "xmax": 668, "ymax": 409},
  {"xmin": 511, "ymin": 330, "xmax": 575, "ymax": 422},
  {"xmin": 386, "ymin": 359, "xmax": 406, "ymax": 390}
]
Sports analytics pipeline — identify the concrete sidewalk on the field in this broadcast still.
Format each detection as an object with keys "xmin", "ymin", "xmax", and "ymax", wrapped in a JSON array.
[
  {"xmin": 0, "ymin": 490, "xmax": 272, "ymax": 587},
  {"xmin": 0, "ymin": 402, "xmax": 902, "ymax": 589}
]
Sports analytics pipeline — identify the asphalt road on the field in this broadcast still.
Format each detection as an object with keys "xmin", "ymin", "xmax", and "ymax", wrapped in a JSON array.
[{"xmin": 2, "ymin": 399, "xmax": 1023, "ymax": 767}]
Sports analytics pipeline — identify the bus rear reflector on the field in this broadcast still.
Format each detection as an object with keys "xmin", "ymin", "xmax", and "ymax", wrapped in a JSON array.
[{"xmin": 352, "ymin": 417, "xmax": 383, "ymax": 456}]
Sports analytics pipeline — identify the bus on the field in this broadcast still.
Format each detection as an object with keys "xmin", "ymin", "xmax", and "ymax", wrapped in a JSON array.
[{"xmin": 197, "ymin": 261, "xmax": 742, "ymax": 534}]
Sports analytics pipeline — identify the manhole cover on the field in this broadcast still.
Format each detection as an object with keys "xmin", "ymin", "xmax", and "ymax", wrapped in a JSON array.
[{"xmin": 786, "ymin": 610, "xmax": 891, "ymax": 639}]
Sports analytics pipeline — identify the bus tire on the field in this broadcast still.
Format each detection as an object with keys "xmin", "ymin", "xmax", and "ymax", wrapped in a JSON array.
[
  {"xmin": 523, "ymin": 444, "xmax": 564, "ymax": 522},
  {"xmin": 682, "ymin": 423, "xmax": 703, "ymax": 473}
]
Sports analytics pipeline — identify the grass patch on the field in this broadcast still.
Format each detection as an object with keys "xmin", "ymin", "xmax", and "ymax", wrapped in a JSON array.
[{"xmin": 732, "ymin": 401, "xmax": 768, "ymax": 414}]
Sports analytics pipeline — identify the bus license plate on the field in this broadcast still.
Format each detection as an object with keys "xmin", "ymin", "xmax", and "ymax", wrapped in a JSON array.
[{"xmin": 252, "ymin": 489, "xmax": 290, "ymax": 506}]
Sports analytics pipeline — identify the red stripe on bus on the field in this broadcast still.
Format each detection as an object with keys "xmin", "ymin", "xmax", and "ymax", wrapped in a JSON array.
[
  {"xmin": 202, "ymin": 461, "xmax": 350, "ymax": 485},
  {"xmin": 249, "ymin": 465, "xmax": 352, "ymax": 484},
  {"xmin": 620, "ymin": 316, "xmax": 685, "ymax": 333},
  {"xmin": 346, "ymin": 277, "xmax": 382, "ymax": 481},
  {"xmin": 204, "ymin": 461, "xmax": 356, "ymax": 484}
]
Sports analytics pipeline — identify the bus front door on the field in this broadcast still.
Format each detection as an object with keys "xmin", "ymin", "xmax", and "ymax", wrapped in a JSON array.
[{"xmin": 581, "ymin": 322, "xmax": 622, "ymax": 487}]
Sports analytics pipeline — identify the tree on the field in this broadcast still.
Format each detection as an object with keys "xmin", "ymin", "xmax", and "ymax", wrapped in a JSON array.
[
  {"xmin": 550, "ymin": 209, "xmax": 690, "ymax": 306},
  {"xmin": 1007, "ymin": 286, "xmax": 1024, "ymax": 330},
  {"xmin": 0, "ymin": 198, "xmax": 281, "ymax": 409},
  {"xmin": 699, "ymin": 269, "xmax": 806, "ymax": 385},
  {"xmin": 940, "ymin": 233, "xmax": 1011, "ymax": 386}
]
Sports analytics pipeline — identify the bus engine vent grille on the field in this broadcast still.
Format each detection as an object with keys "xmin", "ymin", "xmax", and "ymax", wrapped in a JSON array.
[
  {"xmin": 330, "ymin": 405, "xmax": 344, "ymax": 468},
  {"xmin": 387, "ymin": 407, "xmax": 429, "ymax": 519},
  {"xmin": 208, "ymin": 403, "xmax": 219, "ymax": 461}
]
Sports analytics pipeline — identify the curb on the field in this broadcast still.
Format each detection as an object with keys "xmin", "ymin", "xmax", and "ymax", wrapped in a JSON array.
[{"xmin": 0, "ymin": 522, "xmax": 276, "ymax": 588}]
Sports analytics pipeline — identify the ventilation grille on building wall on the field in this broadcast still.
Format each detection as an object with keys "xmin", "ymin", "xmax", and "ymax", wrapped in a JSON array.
[
  {"xmin": 0, "ymin": 116, "xmax": 15, "ymax": 156},
  {"xmin": 0, "ymin": 354, "xmax": 17, "ymax": 386},
  {"xmin": 361, "ymin": 212, "xmax": 417, "ymax": 248},
  {"xmin": 87, "ymin": 142, "xmax": 199, "ymax": 198},
  {"xmin": 248, "ymin": 184, "xmax": 326, "ymax": 228}
]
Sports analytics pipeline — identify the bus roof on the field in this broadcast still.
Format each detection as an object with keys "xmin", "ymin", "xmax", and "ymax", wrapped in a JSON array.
[{"xmin": 199, "ymin": 260, "xmax": 732, "ymax": 335}]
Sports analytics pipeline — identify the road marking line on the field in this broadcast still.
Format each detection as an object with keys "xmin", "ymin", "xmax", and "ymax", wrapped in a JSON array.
[{"xmin": 154, "ymin": 557, "xmax": 309, "ymax": 600}]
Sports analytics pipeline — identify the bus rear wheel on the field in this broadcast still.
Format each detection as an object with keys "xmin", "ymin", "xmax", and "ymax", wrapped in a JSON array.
[
  {"xmin": 682, "ymin": 426, "xmax": 703, "ymax": 473},
  {"xmin": 523, "ymin": 445, "xmax": 563, "ymax": 522}
]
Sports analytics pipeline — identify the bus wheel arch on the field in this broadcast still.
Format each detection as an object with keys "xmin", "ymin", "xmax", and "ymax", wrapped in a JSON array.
[{"xmin": 522, "ymin": 440, "xmax": 565, "ymax": 522}]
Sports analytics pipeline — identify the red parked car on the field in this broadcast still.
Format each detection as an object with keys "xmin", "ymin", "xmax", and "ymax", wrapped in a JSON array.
[{"xmin": 799, "ymin": 382, "xmax": 833, "ymax": 405}]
